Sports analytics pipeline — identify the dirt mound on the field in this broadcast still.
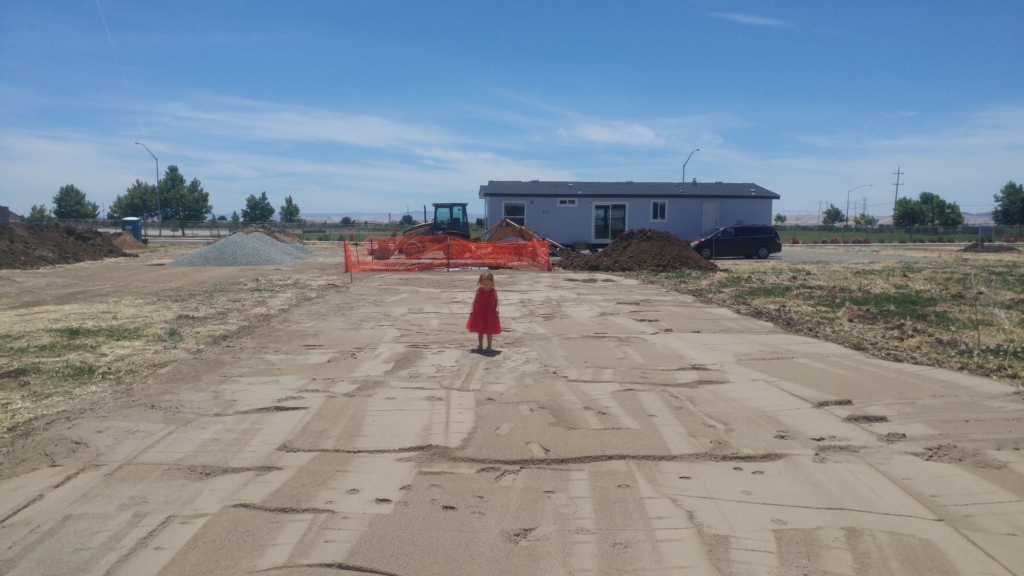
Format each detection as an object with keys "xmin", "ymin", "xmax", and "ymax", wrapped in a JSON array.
[
  {"xmin": 917, "ymin": 443, "xmax": 1006, "ymax": 469},
  {"xmin": 0, "ymin": 223, "xmax": 134, "ymax": 270},
  {"xmin": 961, "ymin": 242, "xmax": 1019, "ymax": 253},
  {"xmin": 240, "ymin": 225, "xmax": 304, "ymax": 244},
  {"xmin": 560, "ymin": 229, "xmax": 718, "ymax": 272},
  {"xmin": 110, "ymin": 232, "xmax": 148, "ymax": 251}
]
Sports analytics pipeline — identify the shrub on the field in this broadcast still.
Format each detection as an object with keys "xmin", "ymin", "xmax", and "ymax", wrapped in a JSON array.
[{"xmin": 788, "ymin": 237, "xmax": 800, "ymax": 244}]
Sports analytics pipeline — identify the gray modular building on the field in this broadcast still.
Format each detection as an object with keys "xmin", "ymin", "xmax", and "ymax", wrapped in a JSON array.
[{"xmin": 479, "ymin": 180, "xmax": 780, "ymax": 247}]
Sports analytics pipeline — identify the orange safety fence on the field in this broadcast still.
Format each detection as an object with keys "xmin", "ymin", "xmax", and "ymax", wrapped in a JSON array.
[{"xmin": 344, "ymin": 236, "xmax": 551, "ymax": 272}]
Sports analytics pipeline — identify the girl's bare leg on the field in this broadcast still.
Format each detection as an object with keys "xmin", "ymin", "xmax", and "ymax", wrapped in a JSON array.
[
  {"xmin": 477, "ymin": 333, "xmax": 484, "ymax": 349},
  {"xmin": 486, "ymin": 334, "xmax": 493, "ymax": 350}
]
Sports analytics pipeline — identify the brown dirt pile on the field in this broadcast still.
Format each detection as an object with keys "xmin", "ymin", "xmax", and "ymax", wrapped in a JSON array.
[
  {"xmin": 0, "ymin": 223, "xmax": 134, "ymax": 270},
  {"xmin": 560, "ymin": 229, "xmax": 718, "ymax": 272},
  {"xmin": 111, "ymin": 232, "xmax": 148, "ymax": 250},
  {"xmin": 961, "ymin": 242, "xmax": 1019, "ymax": 253},
  {"xmin": 241, "ymin": 225, "xmax": 304, "ymax": 244},
  {"xmin": 917, "ymin": 443, "xmax": 1007, "ymax": 469}
]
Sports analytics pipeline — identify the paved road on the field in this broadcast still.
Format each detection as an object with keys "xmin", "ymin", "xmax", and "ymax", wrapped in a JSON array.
[{"xmin": 1, "ymin": 271, "xmax": 1022, "ymax": 575}]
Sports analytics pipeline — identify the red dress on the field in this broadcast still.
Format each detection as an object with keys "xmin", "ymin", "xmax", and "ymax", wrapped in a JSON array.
[{"xmin": 466, "ymin": 287, "xmax": 501, "ymax": 335}]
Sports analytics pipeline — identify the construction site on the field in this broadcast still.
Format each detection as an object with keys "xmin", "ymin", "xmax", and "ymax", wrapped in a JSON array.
[{"xmin": 1, "ymin": 216, "xmax": 1023, "ymax": 576}]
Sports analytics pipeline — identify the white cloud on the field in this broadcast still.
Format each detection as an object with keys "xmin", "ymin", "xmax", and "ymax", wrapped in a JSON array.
[
  {"xmin": 558, "ymin": 121, "xmax": 666, "ymax": 146},
  {"xmin": 2, "ymin": 93, "xmax": 1021, "ymax": 219},
  {"xmin": 709, "ymin": 12, "xmax": 793, "ymax": 28},
  {"xmin": 145, "ymin": 96, "xmax": 455, "ymax": 149}
]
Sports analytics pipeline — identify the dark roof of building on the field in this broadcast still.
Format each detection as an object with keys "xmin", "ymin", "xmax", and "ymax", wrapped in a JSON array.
[
  {"xmin": 478, "ymin": 180, "xmax": 780, "ymax": 200},
  {"xmin": 0, "ymin": 206, "xmax": 23, "ymax": 222}
]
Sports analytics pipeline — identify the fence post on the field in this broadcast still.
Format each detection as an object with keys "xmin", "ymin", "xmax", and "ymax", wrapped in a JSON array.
[{"xmin": 447, "ymin": 235, "xmax": 451, "ymax": 272}]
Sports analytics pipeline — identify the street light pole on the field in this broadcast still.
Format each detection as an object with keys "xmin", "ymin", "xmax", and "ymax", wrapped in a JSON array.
[
  {"xmin": 135, "ymin": 142, "xmax": 161, "ymax": 237},
  {"xmin": 682, "ymin": 148, "xmax": 700, "ymax": 184},
  {"xmin": 846, "ymin": 184, "xmax": 872, "ymax": 224}
]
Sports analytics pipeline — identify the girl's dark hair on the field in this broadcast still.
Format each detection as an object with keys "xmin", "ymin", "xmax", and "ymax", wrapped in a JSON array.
[{"xmin": 478, "ymin": 271, "xmax": 495, "ymax": 284}]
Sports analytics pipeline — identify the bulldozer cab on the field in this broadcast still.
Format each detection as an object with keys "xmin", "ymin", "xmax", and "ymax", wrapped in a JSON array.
[{"xmin": 432, "ymin": 203, "xmax": 470, "ymax": 238}]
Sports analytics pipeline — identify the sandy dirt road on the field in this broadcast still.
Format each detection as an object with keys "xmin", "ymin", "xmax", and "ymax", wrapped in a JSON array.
[{"xmin": 2, "ymin": 270, "xmax": 1023, "ymax": 575}]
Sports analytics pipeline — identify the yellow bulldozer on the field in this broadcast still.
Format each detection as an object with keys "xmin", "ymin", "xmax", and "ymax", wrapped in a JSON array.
[
  {"xmin": 478, "ymin": 217, "xmax": 567, "ymax": 256},
  {"xmin": 369, "ymin": 203, "xmax": 565, "ymax": 259}
]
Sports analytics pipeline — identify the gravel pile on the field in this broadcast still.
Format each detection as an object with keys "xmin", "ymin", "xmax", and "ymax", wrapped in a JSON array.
[{"xmin": 169, "ymin": 232, "xmax": 312, "ymax": 267}]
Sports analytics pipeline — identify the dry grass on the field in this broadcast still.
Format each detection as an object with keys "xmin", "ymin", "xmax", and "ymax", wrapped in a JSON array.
[
  {"xmin": 0, "ymin": 274, "xmax": 341, "ymax": 434},
  {"xmin": 647, "ymin": 252, "xmax": 1024, "ymax": 386}
]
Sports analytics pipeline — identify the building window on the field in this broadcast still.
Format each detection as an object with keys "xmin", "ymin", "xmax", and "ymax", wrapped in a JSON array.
[
  {"xmin": 503, "ymin": 202, "xmax": 526, "ymax": 226},
  {"xmin": 557, "ymin": 198, "xmax": 577, "ymax": 207},
  {"xmin": 651, "ymin": 201, "xmax": 666, "ymax": 221}
]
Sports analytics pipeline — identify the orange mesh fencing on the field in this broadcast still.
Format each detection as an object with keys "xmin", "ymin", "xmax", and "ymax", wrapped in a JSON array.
[{"xmin": 344, "ymin": 236, "xmax": 551, "ymax": 272}]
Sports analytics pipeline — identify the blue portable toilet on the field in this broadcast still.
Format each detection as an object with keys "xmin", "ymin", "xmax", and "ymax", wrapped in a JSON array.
[{"xmin": 121, "ymin": 217, "xmax": 142, "ymax": 241}]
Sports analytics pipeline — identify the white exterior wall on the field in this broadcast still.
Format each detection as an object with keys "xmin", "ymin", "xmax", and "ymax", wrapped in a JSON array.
[{"xmin": 484, "ymin": 196, "xmax": 774, "ymax": 246}]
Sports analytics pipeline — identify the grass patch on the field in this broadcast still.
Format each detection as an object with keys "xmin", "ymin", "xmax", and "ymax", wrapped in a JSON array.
[
  {"xmin": 828, "ymin": 292, "xmax": 939, "ymax": 315},
  {"xmin": 49, "ymin": 326, "xmax": 144, "ymax": 341},
  {"xmin": 646, "ymin": 255, "xmax": 1024, "ymax": 386},
  {"xmin": 0, "ymin": 268, "xmax": 340, "ymax": 434}
]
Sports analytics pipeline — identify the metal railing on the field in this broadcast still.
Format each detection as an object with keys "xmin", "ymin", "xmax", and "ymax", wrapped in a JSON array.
[
  {"xmin": 16, "ymin": 219, "xmax": 487, "ymax": 242},
  {"xmin": 773, "ymin": 224, "xmax": 1021, "ymax": 244}
]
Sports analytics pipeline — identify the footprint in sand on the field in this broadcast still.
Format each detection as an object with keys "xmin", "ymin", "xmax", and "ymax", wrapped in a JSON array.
[
  {"xmin": 546, "ymin": 491, "xmax": 577, "ymax": 514},
  {"xmin": 527, "ymin": 442, "xmax": 550, "ymax": 457}
]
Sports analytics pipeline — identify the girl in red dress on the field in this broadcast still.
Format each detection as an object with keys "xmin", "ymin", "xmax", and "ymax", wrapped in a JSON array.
[{"xmin": 466, "ymin": 271, "xmax": 501, "ymax": 350}]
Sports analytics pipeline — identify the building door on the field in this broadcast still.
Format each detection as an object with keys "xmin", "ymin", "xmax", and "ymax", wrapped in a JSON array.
[
  {"xmin": 593, "ymin": 203, "xmax": 627, "ymax": 242},
  {"xmin": 702, "ymin": 202, "xmax": 719, "ymax": 232}
]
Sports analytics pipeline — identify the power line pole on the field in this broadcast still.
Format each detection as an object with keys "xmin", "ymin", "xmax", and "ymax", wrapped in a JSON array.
[{"xmin": 892, "ymin": 166, "xmax": 904, "ymax": 205}]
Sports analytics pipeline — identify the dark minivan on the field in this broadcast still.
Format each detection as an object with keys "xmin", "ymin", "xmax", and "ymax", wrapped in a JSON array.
[{"xmin": 689, "ymin": 225, "xmax": 782, "ymax": 259}]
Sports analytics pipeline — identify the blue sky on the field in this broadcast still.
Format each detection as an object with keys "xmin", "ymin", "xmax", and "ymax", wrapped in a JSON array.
[{"xmin": 1, "ymin": 1, "xmax": 1021, "ymax": 219}]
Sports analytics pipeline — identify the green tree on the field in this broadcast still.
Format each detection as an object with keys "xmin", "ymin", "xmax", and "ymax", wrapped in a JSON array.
[
  {"xmin": 52, "ymin": 184, "xmax": 99, "ymax": 220},
  {"xmin": 853, "ymin": 212, "xmax": 878, "ymax": 227},
  {"xmin": 475, "ymin": 217, "xmax": 485, "ymax": 227},
  {"xmin": 242, "ymin": 192, "xmax": 275, "ymax": 222},
  {"xmin": 399, "ymin": 214, "xmax": 416, "ymax": 226},
  {"xmin": 341, "ymin": 216, "xmax": 353, "ymax": 226},
  {"xmin": 992, "ymin": 181, "xmax": 1024, "ymax": 226},
  {"xmin": 279, "ymin": 195, "xmax": 301, "ymax": 223},
  {"xmin": 936, "ymin": 201, "xmax": 964, "ymax": 226},
  {"xmin": 162, "ymin": 174, "xmax": 212, "ymax": 234},
  {"xmin": 230, "ymin": 211, "xmax": 241, "ymax": 230},
  {"xmin": 821, "ymin": 204, "xmax": 845, "ymax": 226},
  {"xmin": 773, "ymin": 213, "xmax": 787, "ymax": 225},
  {"xmin": 108, "ymin": 179, "xmax": 158, "ymax": 221},
  {"xmin": 918, "ymin": 192, "xmax": 965, "ymax": 226},
  {"xmin": 27, "ymin": 204, "xmax": 52, "ymax": 221},
  {"xmin": 893, "ymin": 197, "xmax": 924, "ymax": 227},
  {"xmin": 893, "ymin": 192, "xmax": 964, "ymax": 227}
]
